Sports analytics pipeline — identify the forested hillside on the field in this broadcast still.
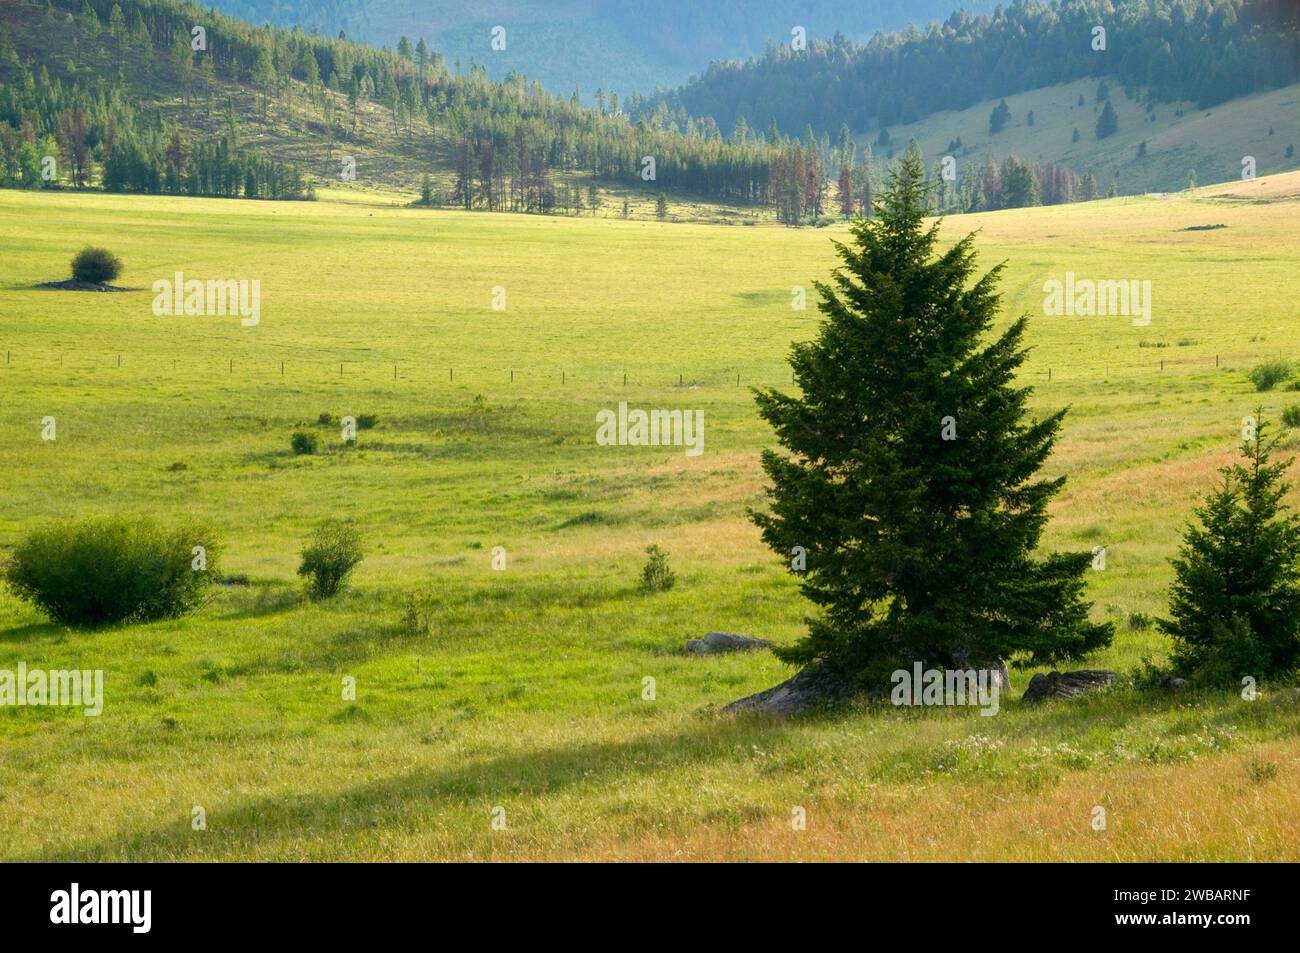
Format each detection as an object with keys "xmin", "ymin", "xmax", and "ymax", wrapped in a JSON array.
[
  {"xmin": 641, "ymin": 0, "xmax": 1300, "ymax": 140},
  {"xmin": 0, "ymin": 0, "xmax": 774, "ymax": 209}
]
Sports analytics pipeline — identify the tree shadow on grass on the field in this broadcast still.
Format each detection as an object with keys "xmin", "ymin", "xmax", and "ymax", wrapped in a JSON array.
[
  {"xmin": 27, "ymin": 715, "xmax": 803, "ymax": 861},
  {"xmin": 0, "ymin": 620, "xmax": 66, "ymax": 643},
  {"xmin": 213, "ymin": 585, "xmax": 303, "ymax": 622}
]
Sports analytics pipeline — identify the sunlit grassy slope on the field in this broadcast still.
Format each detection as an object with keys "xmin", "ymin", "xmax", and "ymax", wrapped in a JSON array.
[
  {"xmin": 866, "ymin": 76, "xmax": 1300, "ymax": 195},
  {"xmin": 1, "ymin": 173, "xmax": 1298, "ymax": 860}
]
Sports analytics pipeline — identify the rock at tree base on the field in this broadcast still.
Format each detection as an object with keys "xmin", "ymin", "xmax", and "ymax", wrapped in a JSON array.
[
  {"xmin": 685, "ymin": 631, "xmax": 772, "ymax": 655},
  {"xmin": 723, "ymin": 664, "xmax": 850, "ymax": 716},
  {"xmin": 1022, "ymin": 669, "xmax": 1118, "ymax": 704},
  {"xmin": 36, "ymin": 280, "xmax": 130, "ymax": 292}
]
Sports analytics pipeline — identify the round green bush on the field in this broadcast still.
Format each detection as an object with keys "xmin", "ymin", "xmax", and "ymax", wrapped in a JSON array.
[
  {"xmin": 3, "ymin": 518, "xmax": 220, "ymax": 627},
  {"xmin": 291, "ymin": 430, "xmax": 319, "ymax": 455},
  {"xmin": 70, "ymin": 246, "xmax": 123, "ymax": 284},
  {"xmin": 298, "ymin": 522, "xmax": 363, "ymax": 599},
  {"xmin": 1247, "ymin": 360, "xmax": 1293, "ymax": 392}
]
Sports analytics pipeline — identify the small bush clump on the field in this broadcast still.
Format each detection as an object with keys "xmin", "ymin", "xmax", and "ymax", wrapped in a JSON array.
[
  {"xmin": 1247, "ymin": 360, "xmax": 1293, "ymax": 392},
  {"xmin": 3, "ymin": 517, "xmax": 219, "ymax": 627},
  {"xmin": 357, "ymin": 414, "xmax": 379, "ymax": 430},
  {"xmin": 1282, "ymin": 405, "xmax": 1300, "ymax": 429},
  {"xmin": 317, "ymin": 412, "xmax": 338, "ymax": 426},
  {"xmin": 639, "ymin": 544, "xmax": 676, "ymax": 593},
  {"xmin": 71, "ymin": 246, "xmax": 123, "ymax": 284},
  {"xmin": 291, "ymin": 430, "xmax": 319, "ymax": 455},
  {"xmin": 1246, "ymin": 760, "xmax": 1279, "ymax": 783},
  {"xmin": 298, "ymin": 522, "xmax": 363, "ymax": 599},
  {"xmin": 400, "ymin": 592, "xmax": 437, "ymax": 636}
]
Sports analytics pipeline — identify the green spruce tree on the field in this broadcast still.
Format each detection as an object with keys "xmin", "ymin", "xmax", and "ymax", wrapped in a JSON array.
[
  {"xmin": 1095, "ymin": 100, "xmax": 1118, "ymax": 139},
  {"xmin": 988, "ymin": 99, "xmax": 1011, "ymax": 135},
  {"xmin": 752, "ymin": 150, "xmax": 1111, "ymax": 688},
  {"xmin": 1160, "ymin": 416, "xmax": 1300, "ymax": 684}
]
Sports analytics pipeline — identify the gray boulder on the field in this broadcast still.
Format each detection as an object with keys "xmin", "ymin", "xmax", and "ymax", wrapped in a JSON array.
[
  {"xmin": 685, "ymin": 631, "xmax": 772, "ymax": 655},
  {"xmin": 723, "ymin": 664, "xmax": 850, "ymax": 716},
  {"xmin": 1022, "ymin": 669, "xmax": 1118, "ymax": 704}
]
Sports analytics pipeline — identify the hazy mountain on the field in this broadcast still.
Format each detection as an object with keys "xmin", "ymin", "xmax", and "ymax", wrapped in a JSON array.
[{"xmin": 200, "ymin": 0, "xmax": 1002, "ymax": 99}]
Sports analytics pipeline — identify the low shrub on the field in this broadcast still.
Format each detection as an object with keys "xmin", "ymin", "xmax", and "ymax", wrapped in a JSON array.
[
  {"xmin": 3, "ymin": 517, "xmax": 219, "ymax": 626},
  {"xmin": 357, "ymin": 414, "xmax": 379, "ymax": 430},
  {"xmin": 298, "ymin": 522, "xmax": 363, "ymax": 599},
  {"xmin": 291, "ymin": 430, "xmax": 319, "ymax": 455},
  {"xmin": 71, "ymin": 246, "xmax": 123, "ymax": 284},
  {"xmin": 1282, "ymin": 405, "xmax": 1300, "ymax": 429},
  {"xmin": 1247, "ymin": 360, "xmax": 1293, "ymax": 392},
  {"xmin": 400, "ymin": 592, "xmax": 437, "ymax": 636},
  {"xmin": 639, "ymin": 544, "xmax": 676, "ymax": 593}
]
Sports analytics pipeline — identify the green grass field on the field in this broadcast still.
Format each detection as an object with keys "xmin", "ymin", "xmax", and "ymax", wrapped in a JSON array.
[{"xmin": 1, "ymin": 174, "xmax": 1299, "ymax": 860}]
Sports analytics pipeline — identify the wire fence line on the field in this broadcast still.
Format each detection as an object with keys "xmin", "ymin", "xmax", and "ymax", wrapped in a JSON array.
[{"xmin": 0, "ymin": 348, "xmax": 1253, "ymax": 387}]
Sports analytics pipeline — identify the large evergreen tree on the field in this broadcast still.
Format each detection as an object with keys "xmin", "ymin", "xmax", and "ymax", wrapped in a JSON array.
[
  {"xmin": 751, "ymin": 150, "xmax": 1112, "ymax": 688},
  {"xmin": 1160, "ymin": 416, "xmax": 1300, "ymax": 684}
]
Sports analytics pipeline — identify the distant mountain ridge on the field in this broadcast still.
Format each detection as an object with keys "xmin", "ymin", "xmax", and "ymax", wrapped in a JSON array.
[{"xmin": 199, "ymin": 0, "xmax": 1002, "ymax": 99}]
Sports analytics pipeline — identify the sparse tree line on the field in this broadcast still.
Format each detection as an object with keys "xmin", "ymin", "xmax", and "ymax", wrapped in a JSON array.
[{"xmin": 941, "ymin": 153, "xmax": 1103, "ymax": 212}]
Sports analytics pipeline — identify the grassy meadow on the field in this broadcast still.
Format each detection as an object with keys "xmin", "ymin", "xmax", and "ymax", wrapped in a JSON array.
[{"xmin": 1, "ymin": 174, "xmax": 1299, "ymax": 861}]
